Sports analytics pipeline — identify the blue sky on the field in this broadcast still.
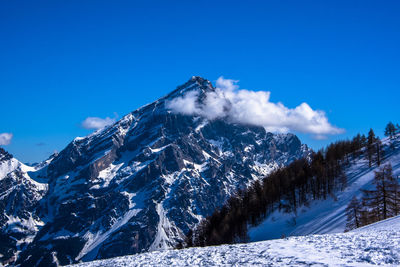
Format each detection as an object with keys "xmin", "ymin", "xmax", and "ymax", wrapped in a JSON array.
[{"xmin": 1, "ymin": 0, "xmax": 399, "ymax": 163}]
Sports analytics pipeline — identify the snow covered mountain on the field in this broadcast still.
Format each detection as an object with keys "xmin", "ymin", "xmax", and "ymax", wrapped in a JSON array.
[
  {"xmin": 69, "ymin": 215, "xmax": 400, "ymax": 266},
  {"xmin": 0, "ymin": 77, "xmax": 310, "ymax": 266},
  {"xmin": 249, "ymin": 134, "xmax": 400, "ymax": 241},
  {"xmin": 0, "ymin": 148, "xmax": 48, "ymax": 265}
]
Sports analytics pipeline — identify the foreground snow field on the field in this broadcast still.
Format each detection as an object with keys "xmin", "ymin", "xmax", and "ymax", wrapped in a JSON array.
[{"xmin": 71, "ymin": 215, "xmax": 400, "ymax": 266}]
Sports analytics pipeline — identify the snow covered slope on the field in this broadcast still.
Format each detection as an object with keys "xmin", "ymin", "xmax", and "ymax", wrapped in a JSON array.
[
  {"xmin": 70, "ymin": 215, "xmax": 400, "ymax": 266},
  {"xmin": 0, "ymin": 148, "xmax": 48, "ymax": 264},
  {"xmin": 249, "ymin": 134, "xmax": 400, "ymax": 241}
]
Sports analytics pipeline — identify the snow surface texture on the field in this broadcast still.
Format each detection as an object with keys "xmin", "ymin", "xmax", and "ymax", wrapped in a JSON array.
[
  {"xmin": 70, "ymin": 215, "xmax": 400, "ymax": 267},
  {"xmin": 250, "ymin": 134, "xmax": 400, "ymax": 241}
]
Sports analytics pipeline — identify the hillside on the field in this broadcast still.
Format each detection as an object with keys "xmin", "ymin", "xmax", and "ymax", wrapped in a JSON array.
[
  {"xmin": 249, "ymin": 134, "xmax": 400, "ymax": 241},
  {"xmin": 69, "ymin": 134, "xmax": 400, "ymax": 267},
  {"xmin": 69, "ymin": 215, "xmax": 400, "ymax": 266}
]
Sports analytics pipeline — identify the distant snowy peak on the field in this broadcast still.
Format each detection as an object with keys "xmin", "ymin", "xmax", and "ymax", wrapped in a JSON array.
[
  {"xmin": 0, "ymin": 147, "xmax": 48, "ymax": 202},
  {"xmin": 0, "ymin": 147, "xmax": 13, "ymax": 163},
  {"xmin": 0, "ymin": 148, "xmax": 19, "ymax": 179},
  {"xmin": 30, "ymin": 151, "xmax": 58, "ymax": 171},
  {"xmin": 0, "ymin": 148, "xmax": 38, "ymax": 182},
  {"xmin": 0, "ymin": 147, "xmax": 48, "ymax": 266}
]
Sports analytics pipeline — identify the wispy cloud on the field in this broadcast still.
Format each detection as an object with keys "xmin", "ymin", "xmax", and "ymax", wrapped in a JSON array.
[
  {"xmin": 0, "ymin": 133, "xmax": 13, "ymax": 145},
  {"xmin": 167, "ymin": 76, "xmax": 344, "ymax": 137},
  {"xmin": 312, "ymin": 134, "xmax": 329, "ymax": 140},
  {"xmin": 36, "ymin": 142, "xmax": 46, "ymax": 147},
  {"xmin": 81, "ymin": 116, "xmax": 116, "ymax": 130}
]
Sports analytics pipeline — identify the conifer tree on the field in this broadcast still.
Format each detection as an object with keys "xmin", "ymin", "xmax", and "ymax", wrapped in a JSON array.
[
  {"xmin": 375, "ymin": 137, "xmax": 383, "ymax": 167},
  {"xmin": 385, "ymin": 122, "xmax": 396, "ymax": 139},
  {"xmin": 387, "ymin": 174, "xmax": 400, "ymax": 217},
  {"xmin": 360, "ymin": 134, "xmax": 367, "ymax": 147},
  {"xmin": 367, "ymin": 129, "xmax": 376, "ymax": 167},
  {"xmin": 362, "ymin": 164, "xmax": 399, "ymax": 221},
  {"xmin": 345, "ymin": 196, "xmax": 362, "ymax": 231}
]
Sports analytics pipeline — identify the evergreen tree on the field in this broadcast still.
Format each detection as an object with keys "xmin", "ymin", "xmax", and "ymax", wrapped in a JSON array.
[
  {"xmin": 345, "ymin": 196, "xmax": 362, "ymax": 231},
  {"xmin": 360, "ymin": 134, "xmax": 367, "ymax": 147},
  {"xmin": 385, "ymin": 167, "xmax": 400, "ymax": 217},
  {"xmin": 375, "ymin": 137, "xmax": 383, "ymax": 167},
  {"xmin": 351, "ymin": 134, "xmax": 362, "ymax": 156},
  {"xmin": 362, "ymin": 164, "xmax": 399, "ymax": 221},
  {"xmin": 367, "ymin": 129, "xmax": 376, "ymax": 167},
  {"xmin": 385, "ymin": 122, "xmax": 396, "ymax": 139}
]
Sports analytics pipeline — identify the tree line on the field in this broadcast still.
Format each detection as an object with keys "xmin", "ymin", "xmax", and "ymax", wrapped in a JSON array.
[
  {"xmin": 345, "ymin": 163, "xmax": 400, "ymax": 231},
  {"xmin": 180, "ymin": 122, "xmax": 399, "ymax": 248}
]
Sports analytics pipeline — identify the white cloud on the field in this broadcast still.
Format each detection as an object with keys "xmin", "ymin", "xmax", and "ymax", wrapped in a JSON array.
[
  {"xmin": 0, "ymin": 133, "xmax": 13, "ymax": 145},
  {"xmin": 312, "ymin": 134, "xmax": 329, "ymax": 140},
  {"xmin": 166, "ymin": 76, "xmax": 344, "ymax": 137},
  {"xmin": 81, "ymin": 116, "xmax": 116, "ymax": 130}
]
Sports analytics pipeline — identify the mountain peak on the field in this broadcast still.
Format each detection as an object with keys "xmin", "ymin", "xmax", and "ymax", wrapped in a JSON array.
[
  {"xmin": 164, "ymin": 76, "xmax": 214, "ymax": 100},
  {"xmin": 189, "ymin": 75, "xmax": 210, "ymax": 84},
  {"xmin": 0, "ymin": 147, "xmax": 12, "ymax": 162}
]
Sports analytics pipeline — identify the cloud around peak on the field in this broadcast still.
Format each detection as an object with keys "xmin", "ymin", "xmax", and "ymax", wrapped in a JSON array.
[
  {"xmin": 81, "ymin": 116, "xmax": 116, "ymax": 130},
  {"xmin": 0, "ymin": 133, "xmax": 13, "ymax": 145},
  {"xmin": 166, "ymin": 76, "xmax": 344, "ymax": 138}
]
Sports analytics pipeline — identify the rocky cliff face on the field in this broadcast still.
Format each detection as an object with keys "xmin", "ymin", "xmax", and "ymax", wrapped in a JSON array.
[
  {"xmin": 0, "ymin": 77, "xmax": 310, "ymax": 266},
  {"xmin": 0, "ymin": 148, "xmax": 48, "ymax": 265}
]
